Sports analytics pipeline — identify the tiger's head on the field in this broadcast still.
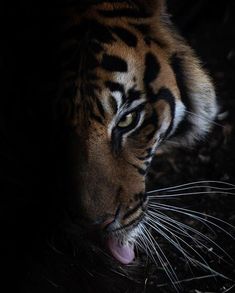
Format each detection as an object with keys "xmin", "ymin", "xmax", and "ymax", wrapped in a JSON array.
[{"xmin": 58, "ymin": 0, "xmax": 218, "ymax": 264}]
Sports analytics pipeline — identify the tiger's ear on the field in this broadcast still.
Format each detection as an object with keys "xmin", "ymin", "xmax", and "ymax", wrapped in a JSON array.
[{"xmin": 134, "ymin": 0, "xmax": 166, "ymax": 16}]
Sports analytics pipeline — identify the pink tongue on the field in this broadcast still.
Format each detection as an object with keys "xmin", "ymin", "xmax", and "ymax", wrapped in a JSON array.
[{"xmin": 107, "ymin": 237, "xmax": 135, "ymax": 265}]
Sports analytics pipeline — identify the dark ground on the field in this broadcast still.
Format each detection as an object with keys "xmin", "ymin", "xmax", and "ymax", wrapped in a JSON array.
[{"xmin": 1, "ymin": 0, "xmax": 235, "ymax": 292}]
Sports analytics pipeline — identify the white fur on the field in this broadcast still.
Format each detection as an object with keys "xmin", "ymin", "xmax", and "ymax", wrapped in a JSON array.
[{"xmin": 173, "ymin": 100, "xmax": 186, "ymax": 133}]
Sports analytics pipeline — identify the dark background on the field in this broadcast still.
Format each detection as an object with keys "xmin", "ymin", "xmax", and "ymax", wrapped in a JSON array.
[{"xmin": 1, "ymin": 0, "xmax": 235, "ymax": 292}]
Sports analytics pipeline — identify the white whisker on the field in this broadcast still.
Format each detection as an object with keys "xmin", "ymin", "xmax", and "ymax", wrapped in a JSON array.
[
  {"xmin": 144, "ymin": 227, "xmax": 180, "ymax": 291},
  {"xmin": 146, "ymin": 217, "xmax": 213, "ymax": 273},
  {"xmin": 156, "ymin": 273, "xmax": 218, "ymax": 288},
  {"xmin": 145, "ymin": 216, "xmax": 231, "ymax": 281},
  {"xmin": 147, "ymin": 181, "xmax": 235, "ymax": 194},
  {"xmin": 147, "ymin": 209, "xmax": 233, "ymax": 262},
  {"xmin": 146, "ymin": 216, "xmax": 194, "ymax": 268},
  {"xmin": 150, "ymin": 185, "xmax": 235, "ymax": 195},
  {"xmin": 148, "ymin": 202, "xmax": 235, "ymax": 239},
  {"xmin": 138, "ymin": 179, "xmax": 235, "ymax": 288},
  {"xmin": 148, "ymin": 191, "xmax": 235, "ymax": 198}
]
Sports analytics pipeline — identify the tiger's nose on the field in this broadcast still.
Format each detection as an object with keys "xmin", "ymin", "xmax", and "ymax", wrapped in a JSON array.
[
  {"xmin": 99, "ymin": 216, "xmax": 116, "ymax": 230},
  {"xmin": 96, "ymin": 205, "xmax": 121, "ymax": 230}
]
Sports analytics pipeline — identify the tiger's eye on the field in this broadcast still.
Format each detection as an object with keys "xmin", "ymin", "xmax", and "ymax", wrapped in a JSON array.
[{"xmin": 117, "ymin": 112, "xmax": 137, "ymax": 128}]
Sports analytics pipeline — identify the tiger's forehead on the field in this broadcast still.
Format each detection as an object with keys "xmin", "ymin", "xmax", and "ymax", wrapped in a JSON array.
[
  {"xmin": 61, "ymin": 1, "xmax": 180, "ymax": 119},
  {"xmin": 97, "ymin": 46, "xmax": 143, "ymax": 98},
  {"xmin": 92, "ymin": 39, "xmax": 180, "ymax": 111}
]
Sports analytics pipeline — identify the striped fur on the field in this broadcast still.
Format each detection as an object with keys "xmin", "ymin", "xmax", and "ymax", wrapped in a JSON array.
[{"xmin": 57, "ymin": 0, "xmax": 218, "ymax": 248}]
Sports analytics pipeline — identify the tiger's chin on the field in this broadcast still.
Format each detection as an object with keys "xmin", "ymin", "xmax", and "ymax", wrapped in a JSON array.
[{"xmin": 64, "ymin": 209, "xmax": 144, "ymax": 266}]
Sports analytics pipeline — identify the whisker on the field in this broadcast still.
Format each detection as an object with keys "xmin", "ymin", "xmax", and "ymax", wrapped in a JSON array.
[
  {"xmin": 146, "ymin": 216, "xmax": 194, "ymax": 271},
  {"xmin": 144, "ymin": 226, "xmax": 180, "ymax": 290},
  {"xmin": 142, "ymin": 180, "xmax": 235, "ymax": 288},
  {"xmin": 156, "ymin": 273, "xmax": 223, "ymax": 288},
  {"xmin": 145, "ymin": 217, "xmax": 213, "ymax": 274},
  {"xmin": 135, "ymin": 223, "xmax": 153, "ymax": 260},
  {"xmin": 147, "ymin": 181, "xmax": 235, "ymax": 194},
  {"xmin": 136, "ymin": 222, "xmax": 158, "ymax": 263},
  {"xmin": 147, "ymin": 209, "xmax": 233, "ymax": 262},
  {"xmin": 149, "ymin": 207, "xmax": 216, "ymax": 237},
  {"xmin": 145, "ymin": 216, "xmax": 231, "ymax": 281},
  {"xmin": 151, "ymin": 185, "xmax": 235, "ymax": 195},
  {"xmin": 148, "ymin": 202, "xmax": 235, "ymax": 239},
  {"xmin": 146, "ymin": 216, "xmax": 206, "ymax": 263},
  {"xmin": 148, "ymin": 191, "xmax": 235, "ymax": 198}
]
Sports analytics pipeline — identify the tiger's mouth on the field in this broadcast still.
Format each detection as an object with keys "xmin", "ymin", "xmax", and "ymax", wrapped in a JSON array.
[
  {"xmin": 104, "ymin": 214, "xmax": 145, "ymax": 265},
  {"xmin": 70, "ymin": 196, "xmax": 148, "ymax": 265},
  {"xmin": 67, "ymin": 209, "xmax": 144, "ymax": 265},
  {"xmin": 107, "ymin": 236, "xmax": 135, "ymax": 265}
]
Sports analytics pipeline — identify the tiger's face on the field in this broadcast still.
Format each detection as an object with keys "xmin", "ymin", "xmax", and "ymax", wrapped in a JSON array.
[{"xmin": 59, "ymin": 0, "xmax": 217, "ymax": 264}]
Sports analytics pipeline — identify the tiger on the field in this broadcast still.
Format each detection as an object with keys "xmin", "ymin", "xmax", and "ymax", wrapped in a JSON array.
[{"xmin": 57, "ymin": 0, "xmax": 218, "ymax": 265}]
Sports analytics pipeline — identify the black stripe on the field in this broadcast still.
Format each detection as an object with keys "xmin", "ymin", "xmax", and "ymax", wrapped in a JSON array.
[
  {"xmin": 95, "ymin": 97, "xmax": 105, "ymax": 118},
  {"xmin": 169, "ymin": 53, "xmax": 192, "ymax": 137},
  {"xmin": 111, "ymin": 26, "xmax": 138, "ymax": 47},
  {"xmin": 105, "ymin": 81, "xmax": 125, "ymax": 113},
  {"xmin": 111, "ymin": 129, "xmax": 122, "ymax": 154},
  {"xmin": 110, "ymin": 95, "xmax": 118, "ymax": 114},
  {"xmin": 101, "ymin": 54, "xmax": 128, "ymax": 72},
  {"xmin": 144, "ymin": 37, "xmax": 151, "ymax": 46},
  {"xmin": 138, "ymin": 168, "xmax": 146, "ymax": 175},
  {"xmin": 127, "ymin": 87, "xmax": 142, "ymax": 102},
  {"xmin": 130, "ymin": 163, "xmax": 146, "ymax": 175},
  {"xmin": 171, "ymin": 117, "xmax": 193, "ymax": 139},
  {"xmin": 156, "ymin": 87, "xmax": 176, "ymax": 138},
  {"xmin": 132, "ymin": 23, "xmax": 150, "ymax": 35},
  {"xmin": 144, "ymin": 52, "xmax": 161, "ymax": 102},
  {"xmin": 115, "ymin": 214, "xmax": 145, "ymax": 232},
  {"xmin": 123, "ymin": 202, "xmax": 143, "ymax": 220},
  {"xmin": 144, "ymin": 52, "xmax": 161, "ymax": 86},
  {"xmin": 105, "ymin": 81, "xmax": 125, "ymax": 94},
  {"xmin": 170, "ymin": 53, "xmax": 192, "ymax": 111},
  {"xmin": 146, "ymin": 148, "xmax": 152, "ymax": 156}
]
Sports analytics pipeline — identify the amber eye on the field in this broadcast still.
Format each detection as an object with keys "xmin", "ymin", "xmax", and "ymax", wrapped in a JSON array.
[{"xmin": 117, "ymin": 112, "xmax": 137, "ymax": 128}]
